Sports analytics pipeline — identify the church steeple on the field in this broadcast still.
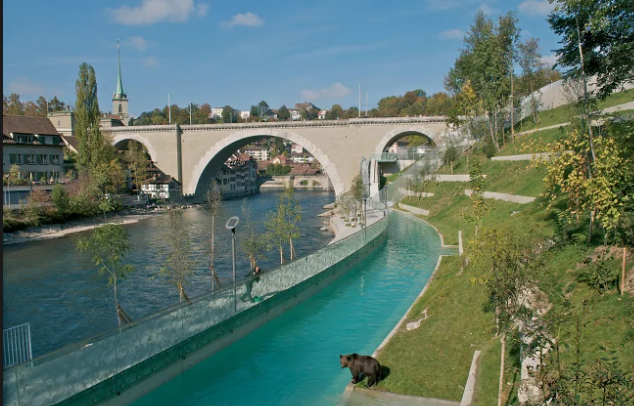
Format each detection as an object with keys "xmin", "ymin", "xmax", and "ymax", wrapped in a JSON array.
[
  {"xmin": 112, "ymin": 38, "xmax": 129, "ymax": 124},
  {"xmin": 114, "ymin": 39, "xmax": 126, "ymax": 99}
]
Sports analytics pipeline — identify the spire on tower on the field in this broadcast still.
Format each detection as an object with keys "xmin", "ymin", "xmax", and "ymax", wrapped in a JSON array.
[{"xmin": 114, "ymin": 38, "xmax": 126, "ymax": 99}]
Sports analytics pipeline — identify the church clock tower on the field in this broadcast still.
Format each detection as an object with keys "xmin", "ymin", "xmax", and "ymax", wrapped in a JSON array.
[{"xmin": 112, "ymin": 39, "xmax": 130, "ymax": 124}]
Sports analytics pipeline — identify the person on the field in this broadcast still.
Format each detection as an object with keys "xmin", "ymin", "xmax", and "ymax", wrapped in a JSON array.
[{"xmin": 239, "ymin": 266, "xmax": 263, "ymax": 303}]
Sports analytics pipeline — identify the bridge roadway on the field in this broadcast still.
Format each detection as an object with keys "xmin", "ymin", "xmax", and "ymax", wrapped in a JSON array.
[{"xmin": 105, "ymin": 116, "xmax": 461, "ymax": 198}]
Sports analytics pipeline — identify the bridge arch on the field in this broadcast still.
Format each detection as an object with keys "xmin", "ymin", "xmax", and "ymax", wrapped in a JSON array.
[
  {"xmin": 112, "ymin": 133, "xmax": 159, "ymax": 163},
  {"xmin": 375, "ymin": 125, "xmax": 445, "ymax": 154},
  {"xmin": 188, "ymin": 128, "xmax": 345, "ymax": 196}
]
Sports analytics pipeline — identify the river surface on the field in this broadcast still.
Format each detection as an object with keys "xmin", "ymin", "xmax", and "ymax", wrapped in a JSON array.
[{"xmin": 2, "ymin": 190, "xmax": 335, "ymax": 357}]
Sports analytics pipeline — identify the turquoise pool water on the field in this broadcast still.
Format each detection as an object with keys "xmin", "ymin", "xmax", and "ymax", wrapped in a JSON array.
[{"xmin": 131, "ymin": 212, "xmax": 442, "ymax": 406}]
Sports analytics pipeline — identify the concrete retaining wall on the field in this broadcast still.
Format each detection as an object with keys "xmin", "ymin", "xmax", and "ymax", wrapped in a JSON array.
[
  {"xmin": 465, "ymin": 189, "xmax": 536, "ymax": 204},
  {"xmin": 492, "ymin": 153, "xmax": 551, "ymax": 161},
  {"xmin": 399, "ymin": 203, "xmax": 430, "ymax": 216}
]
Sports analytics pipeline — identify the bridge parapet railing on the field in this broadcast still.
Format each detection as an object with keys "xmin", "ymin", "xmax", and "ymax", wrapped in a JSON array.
[{"xmin": 3, "ymin": 212, "xmax": 388, "ymax": 406}]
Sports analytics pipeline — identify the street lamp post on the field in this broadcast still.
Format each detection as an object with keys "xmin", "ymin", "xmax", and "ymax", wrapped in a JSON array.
[{"xmin": 225, "ymin": 216, "xmax": 240, "ymax": 312}]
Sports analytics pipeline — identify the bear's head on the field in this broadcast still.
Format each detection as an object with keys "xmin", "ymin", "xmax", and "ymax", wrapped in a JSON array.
[{"xmin": 339, "ymin": 354, "xmax": 358, "ymax": 368}]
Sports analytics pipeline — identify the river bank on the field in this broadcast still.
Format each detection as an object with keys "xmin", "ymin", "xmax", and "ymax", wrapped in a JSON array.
[{"xmin": 2, "ymin": 208, "xmax": 170, "ymax": 246}]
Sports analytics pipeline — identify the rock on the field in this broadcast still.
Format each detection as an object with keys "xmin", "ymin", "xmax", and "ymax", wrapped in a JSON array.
[
  {"xmin": 318, "ymin": 210, "xmax": 336, "ymax": 218},
  {"xmin": 518, "ymin": 377, "xmax": 545, "ymax": 405},
  {"xmin": 323, "ymin": 203, "xmax": 336, "ymax": 210}
]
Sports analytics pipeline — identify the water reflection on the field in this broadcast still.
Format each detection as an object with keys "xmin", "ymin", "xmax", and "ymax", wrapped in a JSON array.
[{"xmin": 2, "ymin": 190, "xmax": 334, "ymax": 357}]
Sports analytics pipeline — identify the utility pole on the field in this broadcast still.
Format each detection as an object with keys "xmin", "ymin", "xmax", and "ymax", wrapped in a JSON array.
[
  {"xmin": 358, "ymin": 85, "xmax": 361, "ymax": 118},
  {"xmin": 189, "ymin": 102, "xmax": 192, "ymax": 125},
  {"xmin": 168, "ymin": 94, "xmax": 172, "ymax": 124}
]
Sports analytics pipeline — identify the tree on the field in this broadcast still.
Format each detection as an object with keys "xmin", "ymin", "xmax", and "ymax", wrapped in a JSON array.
[
  {"xmin": 462, "ymin": 159, "xmax": 488, "ymax": 238},
  {"xmin": 207, "ymin": 180, "xmax": 223, "ymax": 290},
  {"xmin": 159, "ymin": 209, "xmax": 195, "ymax": 303},
  {"xmin": 48, "ymin": 96, "xmax": 66, "ymax": 113},
  {"xmin": 278, "ymin": 105, "xmax": 290, "ymax": 121},
  {"xmin": 266, "ymin": 196, "xmax": 289, "ymax": 264},
  {"xmin": 443, "ymin": 144, "xmax": 460, "ymax": 173},
  {"xmin": 250, "ymin": 105, "xmax": 260, "ymax": 118},
  {"xmin": 518, "ymin": 38, "xmax": 542, "ymax": 125},
  {"xmin": 240, "ymin": 200, "xmax": 268, "ymax": 270},
  {"xmin": 35, "ymin": 96, "xmax": 48, "ymax": 116},
  {"xmin": 497, "ymin": 12, "xmax": 520, "ymax": 141},
  {"xmin": 74, "ymin": 63, "xmax": 103, "ymax": 171},
  {"xmin": 549, "ymin": 0, "xmax": 634, "ymax": 100},
  {"xmin": 469, "ymin": 230, "xmax": 531, "ymax": 406},
  {"xmin": 258, "ymin": 100, "xmax": 270, "ymax": 118},
  {"xmin": 222, "ymin": 105, "xmax": 238, "ymax": 123},
  {"xmin": 326, "ymin": 104, "xmax": 344, "ymax": 120},
  {"xmin": 345, "ymin": 106, "xmax": 359, "ymax": 119},
  {"xmin": 281, "ymin": 188, "xmax": 301, "ymax": 260},
  {"xmin": 126, "ymin": 142, "xmax": 150, "ymax": 198},
  {"xmin": 77, "ymin": 224, "xmax": 134, "ymax": 326},
  {"xmin": 6, "ymin": 94, "xmax": 24, "ymax": 115},
  {"xmin": 51, "ymin": 184, "xmax": 70, "ymax": 217}
]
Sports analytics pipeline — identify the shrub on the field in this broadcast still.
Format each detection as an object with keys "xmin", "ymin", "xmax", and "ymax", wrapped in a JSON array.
[
  {"xmin": 52, "ymin": 185, "xmax": 70, "ymax": 217},
  {"xmin": 483, "ymin": 142, "xmax": 496, "ymax": 158}
]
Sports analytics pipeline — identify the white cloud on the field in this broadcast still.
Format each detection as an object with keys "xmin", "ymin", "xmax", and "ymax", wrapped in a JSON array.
[
  {"xmin": 8, "ymin": 77, "xmax": 44, "ymax": 95},
  {"xmin": 518, "ymin": 0, "xmax": 556, "ymax": 17},
  {"xmin": 478, "ymin": 3, "xmax": 500, "ymax": 15},
  {"xmin": 439, "ymin": 29, "xmax": 463, "ymax": 40},
  {"xmin": 142, "ymin": 57, "xmax": 160, "ymax": 67},
  {"xmin": 540, "ymin": 54, "xmax": 558, "ymax": 67},
  {"xmin": 123, "ymin": 36, "xmax": 151, "ymax": 52},
  {"xmin": 220, "ymin": 12, "xmax": 264, "ymax": 29},
  {"xmin": 301, "ymin": 83, "xmax": 351, "ymax": 101},
  {"xmin": 108, "ymin": 0, "xmax": 208, "ymax": 26}
]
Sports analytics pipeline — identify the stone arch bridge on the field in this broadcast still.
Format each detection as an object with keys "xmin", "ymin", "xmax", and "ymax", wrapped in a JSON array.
[{"xmin": 105, "ymin": 116, "xmax": 462, "ymax": 198}]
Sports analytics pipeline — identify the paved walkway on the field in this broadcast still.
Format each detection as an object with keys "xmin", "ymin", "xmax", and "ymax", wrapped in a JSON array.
[
  {"xmin": 515, "ymin": 101, "xmax": 634, "ymax": 137},
  {"xmin": 328, "ymin": 208, "xmax": 385, "ymax": 245},
  {"xmin": 465, "ymin": 189, "xmax": 536, "ymax": 204}
]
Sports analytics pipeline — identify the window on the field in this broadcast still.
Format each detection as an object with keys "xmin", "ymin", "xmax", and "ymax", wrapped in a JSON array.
[
  {"xmin": 16, "ymin": 134, "xmax": 33, "ymax": 144},
  {"xmin": 25, "ymin": 154, "xmax": 36, "ymax": 165},
  {"xmin": 118, "ymin": 104, "xmax": 123, "ymax": 113},
  {"xmin": 9, "ymin": 154, "xmax": 23, "ymax": 165},
  {"xmin": 50, "ymin": 155, "xmax": 60, "ymax": 165},
  {"xmin": 38, "ymin": 155, "xmax": 49, "ymax": 165}
]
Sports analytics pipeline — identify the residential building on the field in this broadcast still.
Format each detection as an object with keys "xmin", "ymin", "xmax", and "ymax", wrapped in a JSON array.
[
  {"xmin": 318, "ymin": 110, "xmax": 328, "ymax": 120},
  {"xmin": 290, "ymin": 152, "xmax": 315, "ymax": 164},
  {"xmin": 294, "ymin": 102, "xmax": 319, "ymax": 111},
  {"xmin": 210, "ymin": 107, "xmax": 224, "ymax": 119},
  {"xmin": 290, "ymin": 143, "xmax": 304, "ymax": 154},
  {"xmin": 217, "ymin": 153, "xmax": 258, "ymax": 198},
  {"xmin": 48, "ymin": 110, "xmax": 74, "ymax": 137},
  {"xmin": 240, "ymin": 111, "xmax": 251, "ymax": 121},
  {"xmin": 243, "ymin": 145, "xmax": 270, "ymax": 162},
  {"xmin": 141, "ymin": 175, "xmax": 181, "ymax": 200},
  {"xmin": 271, "ymin": 155, "xmax": 294, "ymax": 166},
  {"xmin": 290, "ymin": 109, "xmax": 301, "ymax": 121},
  {"xmin": 3, "ymin": 115, "xmax": 65, "ymax": 184}
]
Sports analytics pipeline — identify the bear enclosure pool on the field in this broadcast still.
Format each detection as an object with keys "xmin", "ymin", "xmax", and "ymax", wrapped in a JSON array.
[{"xmin": 130, "ymin": 212, "xmax": 445, "ymax": 406}]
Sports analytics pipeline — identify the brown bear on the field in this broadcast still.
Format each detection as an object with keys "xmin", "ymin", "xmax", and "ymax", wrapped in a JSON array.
[{"xmin": 339, "ymin": 353, "xmax": 381, "ymax": 387}]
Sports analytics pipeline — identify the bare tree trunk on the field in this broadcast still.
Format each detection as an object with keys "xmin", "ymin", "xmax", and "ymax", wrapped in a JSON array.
[
  {"xmin": 498, "ymin": 336, "xmax": 506, "ymax": 406},
  {"xmin": 576, "ymin": 15, "xmax": 596, "ymax": 163},
  {"xmin": 489, "ymin": 112, "xmax": 500, "ymax": 151},
  {"xmin": 289, "ymin": 237, "xmax": 295, "ymax": 260},
  {"xmin": 279, "ymin": 246, "xmax": 284, "ymax": 264}
]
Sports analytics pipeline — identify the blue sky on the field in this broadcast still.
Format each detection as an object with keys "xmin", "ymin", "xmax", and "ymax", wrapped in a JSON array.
[{"xmin": 3, "ymin": 0, "xmax": 560, "ymax": 116}]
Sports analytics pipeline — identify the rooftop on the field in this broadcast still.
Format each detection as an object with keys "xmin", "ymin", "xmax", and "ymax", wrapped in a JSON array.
[{"xmin": 3, "ymin": 114, "xmax": 61, "ymax": 137}]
